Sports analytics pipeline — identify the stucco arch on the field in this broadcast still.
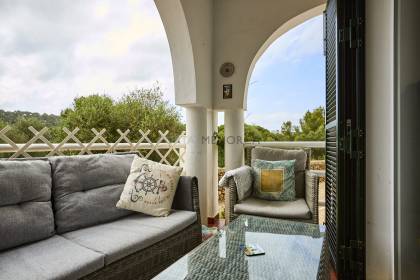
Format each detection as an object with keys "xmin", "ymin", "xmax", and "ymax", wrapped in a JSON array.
[
  {"xmin": 154, "ymin": 0, "xmax": 196, "ymax": 106},
  {"xmin": 155, "ymin": 0, "xmax": 213, "ymax": 108},
  {"xmin": 243, "ymin": 4, "xmax": 326, "ymax": 109},
  {"xmin": 212, "ymin": 0, "xmax": 326, "ymax": 111}
]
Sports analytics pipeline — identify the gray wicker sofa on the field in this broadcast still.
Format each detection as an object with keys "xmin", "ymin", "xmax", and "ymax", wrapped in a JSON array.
[{"xmin": 0, "ymin": 153, "xmax": 201, "ymax": 280}]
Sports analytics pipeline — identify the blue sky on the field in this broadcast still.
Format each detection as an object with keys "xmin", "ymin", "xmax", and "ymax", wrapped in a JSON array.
[
  {"xmin": 244, "ymin": 15, "xmax": 325, "ymax": 130},
  {"xmin": 0, "ymin": 1, "xmax": 324, "ymax": 131}
]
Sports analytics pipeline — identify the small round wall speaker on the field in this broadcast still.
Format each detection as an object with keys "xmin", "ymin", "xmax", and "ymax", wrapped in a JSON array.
[{"xmin": 220, "ymin": 62, "xmax": 235, "ymax": 77}]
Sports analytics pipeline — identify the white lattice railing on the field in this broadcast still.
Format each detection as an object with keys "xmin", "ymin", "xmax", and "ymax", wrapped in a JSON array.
[{"xmin": 0, "ymin": 126, "xmax": 185, "ymax": 166}]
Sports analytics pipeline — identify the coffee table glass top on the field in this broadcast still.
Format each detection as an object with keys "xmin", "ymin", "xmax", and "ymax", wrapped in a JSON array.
[{"xmin": 154, "ymin": 215, "xmax": 325, "ymax": 280}]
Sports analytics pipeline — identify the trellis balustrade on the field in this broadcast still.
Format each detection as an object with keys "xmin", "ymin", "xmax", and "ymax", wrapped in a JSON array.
[{"xmin": 0, "ymin": 126, "xmax": 185, "ymax": 166}]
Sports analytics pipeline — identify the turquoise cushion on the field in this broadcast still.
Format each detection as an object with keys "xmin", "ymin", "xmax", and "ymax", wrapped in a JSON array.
[{"xmin": 252, "ymin": 159, "xmax": 296, "ymax": 201}]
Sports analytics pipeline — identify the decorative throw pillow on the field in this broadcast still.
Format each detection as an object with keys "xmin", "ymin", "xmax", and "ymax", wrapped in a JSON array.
[
  {"xmin": 117, "ymin": 156, "xmax": 183, "ymax": 216},
  {"xmin": 252, "ymin": 159, "xmax": 296, "ymax": 201}
]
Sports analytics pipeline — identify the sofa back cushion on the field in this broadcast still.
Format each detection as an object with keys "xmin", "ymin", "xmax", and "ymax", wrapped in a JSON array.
[
  {"xmin": 251, "ymin": 147, "xmax": 307, "ymax": 198},
  {"xmin": 50, "ymin": 153, "xmax": 136, "ymax": 233},
  {"xmin": 0, "ymin": 160, "xmax": 55, "ymax": 251}
]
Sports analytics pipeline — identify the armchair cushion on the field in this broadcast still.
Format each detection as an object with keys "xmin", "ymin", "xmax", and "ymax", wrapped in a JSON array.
[
  {"xmin": 251, "ymin": 147, "xmax": 307, "ymax": 198},
  {"xmin": 234, "ymin": 197, "xmax": 311, "ymax": 219}
]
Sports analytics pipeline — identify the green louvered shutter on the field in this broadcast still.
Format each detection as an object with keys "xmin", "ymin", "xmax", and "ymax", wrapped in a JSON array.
[
  {"xmin": 325, "ymin": 0, "xmax": 365, "ymax": 278},
  {"xmin": 324, "ymin": 0, "xmax": 340, "ymax": 272}
]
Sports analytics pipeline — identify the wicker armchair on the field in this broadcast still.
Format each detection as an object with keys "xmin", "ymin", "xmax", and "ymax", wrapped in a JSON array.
[{"xmin": 225, "ymin": 146, "xmax": 320, "ymax": 224}]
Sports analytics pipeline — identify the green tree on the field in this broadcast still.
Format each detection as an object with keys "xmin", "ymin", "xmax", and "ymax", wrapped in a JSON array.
[
  {"xmin": 295, "ymin": 107, "xmax": 325, "ymax": 159},
  {"xmin": 0, "ymin": 109, "xmax": 59, "ymax": 126},
  {"xmin": 113, "ymin": 86, "xmax": 184, "ymax": 142},
  {"xmin": 7, "ymin": 117, "xmax": 51, "ymax": 143},
  {"xmin": 58, "ymin": 85, "xmax": 184, "ymax": 143},
  {"xmin": 0, "ymin": 119, "xmax": 6, "ymax": 128},
  {"xmin": 0, "ymin": 119, "xmax": 7, "ymax": 143},
  {"xmin": 217, "ymin": 123, "xmax": 282, "ymax": 166},
  {"xmin": 58, "ymin": 95, "xmax": 115, "ymax": 141},
  {"xmin": 217, "ymin": 125, "xmax": 225, "ymax": 167},
  {"xmin": 295, "ymin": 106, "xmax": 325, "ymax": 141},
  {"xmin": 280, "ymin": 121, "xmax": 295, "ymax": 140}
]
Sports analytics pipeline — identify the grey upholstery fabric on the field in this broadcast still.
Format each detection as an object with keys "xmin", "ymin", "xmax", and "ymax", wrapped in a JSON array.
[
  {"xmin": 0, "ymin": 160, "xmax": 55, "ymax": 251},
  {"xmin": 172, "ymin": 176, "xmax": 196, "ymax": 211},
  {"xmin": 62, "ymin": 210, "xmax": 197, "ymax": 265},
  {"xmin": 305, "ymin": 170, "xmax": 317, "ymax": 213},
  {"xmin": 234, "ymin": 197, "xmax": 311, "ymax": 219},
  {"xmin": 219, "ymin": 166, "xmax": 253, "ymax": 201},
  {"xmin": 0, "ymin": 160, "xmax": 51, "ymax": 206},
  {"xmin": 50, "ymin": 153, "xmax": 136, "ymax": 233},
  {"xmin": 0, "ymin": 235, "xmax": 104, "ymax": 280},
  {"xmin": 251, "ymin": 147, "xmax": 307, "ymax": 198},
  {"xmin": 0, "ymin": 202, "xmax": 55, "ymax": 252},
  {"xmin": 305, "ymin": 170, "xmax": 320, "ymax": 224}
]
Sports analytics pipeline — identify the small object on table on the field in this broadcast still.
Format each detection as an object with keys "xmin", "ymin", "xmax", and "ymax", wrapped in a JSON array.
[{"xmin": 244, "ymin": 244, "xmax": 265, "ymax": 256}]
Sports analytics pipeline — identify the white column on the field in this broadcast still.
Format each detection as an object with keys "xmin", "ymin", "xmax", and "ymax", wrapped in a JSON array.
[
  {"xmin": 185, "ymin": 107, "xmax": 207, "ymax": 224},
  {"xmin": 224, "ymin": 109, "xmax": 244, "ymax": 171},
  {"xmin": 206, "ymin": 109, "xmax": 219, "ymax": 218},
  {"xmin": 366, "ymin": 0, "xmax": 395, "ymax": 277}
]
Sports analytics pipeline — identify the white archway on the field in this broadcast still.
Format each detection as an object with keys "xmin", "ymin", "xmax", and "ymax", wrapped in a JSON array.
[
  {"xmin": 155, "ymin": 0, "xmax": 216, "ymax": 223},
  {"xmin": 155, "ymin": 0, "xmax": 327, "ymax": 224}
]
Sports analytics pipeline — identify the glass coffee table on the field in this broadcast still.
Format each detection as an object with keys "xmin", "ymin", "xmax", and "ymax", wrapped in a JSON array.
[{"xmin": 154, "ymin": 215, "xmax": 326, "ymax": 280}]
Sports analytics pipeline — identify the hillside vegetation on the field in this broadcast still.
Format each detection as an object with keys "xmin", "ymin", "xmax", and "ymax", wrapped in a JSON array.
[
  {"xmin": 0, "ymin": 85, "xmax": 184, "ymax": 144},
  {"xmin": 0, "ymin": 86, "xmax": 325, "ymax": 164}
]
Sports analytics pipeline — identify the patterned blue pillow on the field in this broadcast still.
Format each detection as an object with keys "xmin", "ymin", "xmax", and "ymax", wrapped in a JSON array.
[{"xmin": 252, "ymin": 159, "xmax": 296, "ymax": 201}]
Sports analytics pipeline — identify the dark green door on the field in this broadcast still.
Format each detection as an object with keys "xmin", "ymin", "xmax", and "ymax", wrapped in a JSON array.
[{"xmin": 324, "ymin": 0, "xmax": 365, "ymax": 278}]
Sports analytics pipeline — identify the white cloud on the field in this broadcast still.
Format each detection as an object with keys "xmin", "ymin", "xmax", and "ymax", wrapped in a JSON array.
[{"xmin": 0, "ymin": 0, "xmax": 174, "ymax": 114}]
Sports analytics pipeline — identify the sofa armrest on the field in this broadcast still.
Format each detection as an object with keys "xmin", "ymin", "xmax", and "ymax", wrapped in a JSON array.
[
  {"xmin": 305, "ymin": 170, "xmax": 320, "ymax": 224},
  {"xmin": 172, "ymin": 176, "xmax": 200, "ymax": 216},
  {"xmin": 224, "ymin": 177, "xmax": 238, "ymax": 224}
]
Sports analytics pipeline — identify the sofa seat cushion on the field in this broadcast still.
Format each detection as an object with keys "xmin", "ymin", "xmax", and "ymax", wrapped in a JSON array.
[
  {"xmin": 50, "ymin": 153, "xmax": 136, "ymax": 233},
  {"xmin": 234, "ymin": 197, "xmax": 311, "ymax": 220},
  {"xmin": 0, "ymin": 235, "xmax": 104, "ymax": 280},
  {"xmin": 61, "ymin": 210, "xmax": 197, "ymax": 265},
  {"xmin": 0, "ymin": 160, "xmax": 55, "ymax": 251}
]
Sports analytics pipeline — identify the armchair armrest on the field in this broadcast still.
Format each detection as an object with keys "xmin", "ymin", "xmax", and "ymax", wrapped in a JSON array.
[
  {"xmin": 224, "ymin": 177, "xmax": 238, "ymax": 224},
  {"xmin": 220, "ymin": 166, "xmax": 253, "ymax": 224},
  {"xmin": 172, "ymin": 176, "xmax": 201, "ymax": 225},
  {"xmin": 305, "ymin": 170, "xmax": 320, "ymax": 224}
]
